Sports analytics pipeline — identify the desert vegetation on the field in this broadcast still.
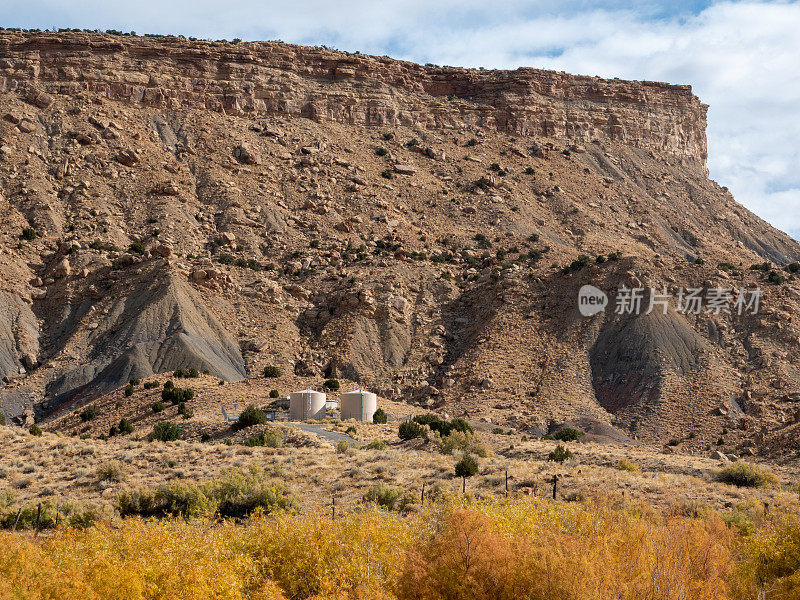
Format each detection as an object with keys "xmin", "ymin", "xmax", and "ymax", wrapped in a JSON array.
[{"xmin": 3, "ymin": 494, "xmax": 800, "ymax": 598}]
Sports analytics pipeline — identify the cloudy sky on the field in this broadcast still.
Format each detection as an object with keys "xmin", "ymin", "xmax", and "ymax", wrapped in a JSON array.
[{"xmin": 3, "ymin": 0, "xmax": 799, "ymax": 237}]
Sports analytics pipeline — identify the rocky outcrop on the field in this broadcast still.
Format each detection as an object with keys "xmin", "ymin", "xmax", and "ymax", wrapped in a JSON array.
[
  {"xmin": 41, "ymin": 270, "xmax": 246, "ymax": 412},
  {"xmin": 0, "ymin": 31, "xmax": 707, "ymax": 163},
  {"xmin": 0, "ymin": 291, "xmax": 39, "ymax": 382}
]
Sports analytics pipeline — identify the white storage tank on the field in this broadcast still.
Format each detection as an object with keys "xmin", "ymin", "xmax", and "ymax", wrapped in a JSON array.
[
  {"xmin": 340, "ymin": 389, "xmax": 377, "ymax": 422},
  {"xmin": 289, "ymin": 389, "xmax": 327, "ymax": 421}
]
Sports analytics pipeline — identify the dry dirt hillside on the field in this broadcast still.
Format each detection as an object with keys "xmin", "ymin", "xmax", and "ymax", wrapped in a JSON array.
[{"xmin": 0, "ymin": 30, "xmax": 799, "ymax": 453}]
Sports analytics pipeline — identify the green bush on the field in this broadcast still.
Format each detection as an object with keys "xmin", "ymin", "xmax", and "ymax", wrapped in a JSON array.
[
  {"xmin": 21, "ymin": 227, "xmax": 37, "ymax": 241},
  {"xmin": 398, "ymin": 421, "xmax": 424, "ymax": 440},
  {"xmin": 161, "ymin": 386, "xmax": 194, "ymax": 405},
  {"xmin": 455, "ymin": 453, "xmax": 479, "ymax": 478},
  {"xmin": 767, "ymin": 271, "xmax": 787, "ymax": 284},
  {"xmin": 548, "ymin": 444, "xmax": 573, "ymax": 463},
  {"xmin": 0, "ymin": 502, "xmax": 59, "ymax": 530},
  {"xmin": 143, "ymin": 381, "xmax": 159, "ymax": 390},
  {"xmin": 129, "ymin": 378, "xmax": 140, "ymax": 386},
  {"xmin": 29, "ymin": 425, "xmax": 42, "ymax": 437},
  {"xmin": 372, "ymin": 408, "xmax": 388, "ymax": 424},
  {"xmin": 155, "ymin": 483, "xmax": 214, "ymax": 518},
  {"xmin": 124, "ymin": 385, "xmax": 134, "ymax": 397},
  {"xmin": 412, "ymin": 414, "xmax": 471, "ymax": 437},
  {"xmin": 336, "ymin": 440, "xmax": 350, "ymax": 453},
  {"xmin": 0, "ymin": 413, "xmax": 5, "ymax": 426},
  {"xmin": 362, "ymin": 484, "xmax": 408, "ymax": 511},
  {"xmin": 324, "ymin": 379, "xmax": 340, "ymax": 390},
  {"xmin": 149, "ymin": 421, "xmax": 181, "ymax": 442},
  {"xmin": 163, "ymin": 380, "xmax": 174, "ymax": 390},
  {"xmin": 438, "ymin": 431, "xmax": 489, "ymax": 457},
  {"xmin": 785, "ymin": 262, "xmax": 800, "ymax": 274},
  {"xmin": 364, "ymin": 439, "xmax": 387, "ymax": 451},
  {"xmin": 152, "ymin": 402, "xmax": 166, "ymax": 413},
  {"xmin": 117, "ymin": 418, "xmax": 134, "ymax": 435},
  {"xmin": 207, "ymin": 469, "xmax": 295, "ymax": 519},
  {"xmin": 269, "ymin": 389, "xmax": 280, "ymax": 398},
  {"xmin": 243, "ymin": 427, "xmax": 284, "ymax": 448},
  {"xmin": 236, "ymin": 405, "xmax": 267, "ymax": 430},
  {"xmin": 552, "ymin": 427, "xmax": 584, "ymax": 442},
  {"xmin": 80, "ymin": 406, "xmax": 99, "ymax": 422},
  {"xmin": 128, "ymin": 242, "xmax": 145, "ymax": 255},
  {"xmin": 375, "ymin": 146, "xmax": 388, "ymax": 156},
  {"xmin": 449, "ymin": 418, "xmax": 473, "ymax": 434},
  {"xmin": 177, "ymin": 402, "xmax": 193, "ymax": 419},
  {"xmin": 716, "ymin": 463, "xmax": 780, "ymax": 489},
  {"xmin": 263, "ymin": 365, "xmax": 281, "ymax": 378}
]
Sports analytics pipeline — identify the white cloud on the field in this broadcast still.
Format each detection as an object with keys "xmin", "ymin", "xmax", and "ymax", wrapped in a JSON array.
[{"xmin": 2, "ymin": 0, "xmax": 799, "ymax": 238}]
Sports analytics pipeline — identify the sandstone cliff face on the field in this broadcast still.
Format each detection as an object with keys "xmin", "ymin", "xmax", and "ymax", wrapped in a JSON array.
[
  {"xmin": 0, "ymin": 32, "xmax": 797, "ymax": 455},
  {"xmin": 0, "ymin": 32, "xmax": 707, "ymax": 163}
]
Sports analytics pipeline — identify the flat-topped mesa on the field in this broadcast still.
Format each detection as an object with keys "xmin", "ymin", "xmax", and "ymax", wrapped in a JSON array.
[{"xmin": 0, "ymin": 31, "xmax": 708, "ymax": 164}]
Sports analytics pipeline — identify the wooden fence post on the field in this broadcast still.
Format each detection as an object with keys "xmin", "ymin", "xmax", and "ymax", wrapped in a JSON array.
[{"xmin": 12, "ymin": 508, "xmax": 22, "ymax": 532}]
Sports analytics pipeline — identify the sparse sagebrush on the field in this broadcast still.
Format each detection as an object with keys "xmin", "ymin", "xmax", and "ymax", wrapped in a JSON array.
[
  {"xmin": 365, "ymin": 439, "xmax": 387, "ymax": 451},
  {"xmin": 95, "ymin": 460, "xmax": 125, "ymax": 483},
  {"xmin": 617, "ymin": 458, "xmax": 640, "ymax": 472},
  {"xmin": 716, "ymin": 463, "xmax": 780, "ymax": 489},
  {"xmin": 243, "ymin": 427, "xmax": 285, "ymax": 448}
]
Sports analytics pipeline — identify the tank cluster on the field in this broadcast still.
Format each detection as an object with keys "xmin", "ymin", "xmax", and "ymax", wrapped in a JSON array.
[{"xmin": 288, "ymin": 389, "xmax": 377, "ymax": 422}]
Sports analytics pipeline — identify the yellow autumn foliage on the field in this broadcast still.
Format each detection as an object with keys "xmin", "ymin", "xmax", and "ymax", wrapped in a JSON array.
[{"xmin": 2, "ymin": 496, "xmax": 800, "ymax": 599}]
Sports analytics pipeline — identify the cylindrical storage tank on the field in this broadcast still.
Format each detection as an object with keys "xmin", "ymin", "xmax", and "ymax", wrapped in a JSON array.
[
  {"xmin": 289, "ymin": 390, "xmax": 327, "ymax": 421},
  {"xmin": 340, "ymin": 390, "xmax": 377, "ymax": 422}
]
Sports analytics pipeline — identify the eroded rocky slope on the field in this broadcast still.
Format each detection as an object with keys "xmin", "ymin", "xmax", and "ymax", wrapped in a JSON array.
[{"xmin": 0, "ymin": 31, "xmax": 798, "ymax": 453}]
